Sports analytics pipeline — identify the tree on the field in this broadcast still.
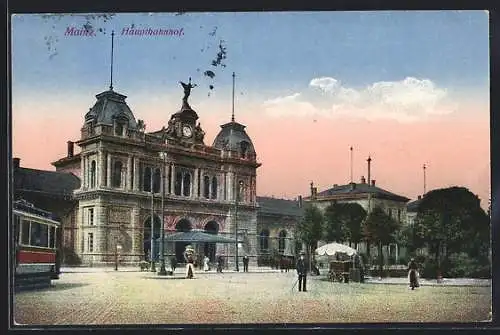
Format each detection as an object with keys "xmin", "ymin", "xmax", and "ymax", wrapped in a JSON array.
[
  {"xmin": 296, "ymin": 205, "xmax": 324, "ymax": 271},
  {"xmin": 363, "ymin": 206, "xmax": 400, "ymax": 277},
  {"xmin": 323, "ymin": 202, "xmax": 366, "ymax": 249},
  {"xmin": 415, "ymin": 187, "xmax": 490, "ymax": 277}
]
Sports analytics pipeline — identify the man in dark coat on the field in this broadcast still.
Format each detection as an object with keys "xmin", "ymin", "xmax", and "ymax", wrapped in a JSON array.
[
  {"xmin": 242, "ymin": 255, "xmax": 249, "ymax": 272},
  {"xmin": 296, "ymin": 251, "xmax": 308, "ymax": 292}
]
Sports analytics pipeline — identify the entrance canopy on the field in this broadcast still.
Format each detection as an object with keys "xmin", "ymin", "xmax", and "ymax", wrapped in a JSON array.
[{"xmin": 157, "ymin": 231, "xmax": 241, "ymax": 244}]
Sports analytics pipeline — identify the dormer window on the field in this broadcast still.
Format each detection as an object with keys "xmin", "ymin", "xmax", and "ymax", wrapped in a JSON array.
[
  {"xmin": 115, "ymin": 122, "xmax": 124, "ymax": 136},
  {"xmin": 240, "ymin": 141, "xmax": 249, "ymax": 158}
]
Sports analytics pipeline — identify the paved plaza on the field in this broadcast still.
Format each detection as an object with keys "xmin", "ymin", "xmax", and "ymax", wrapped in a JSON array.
[{"xmin": 13, "ymin": 267, "xmax": 491, "ymax": 325}]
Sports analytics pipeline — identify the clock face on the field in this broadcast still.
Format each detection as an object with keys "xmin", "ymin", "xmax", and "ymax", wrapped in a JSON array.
[{"xmin": 182, "ymin": 125, "xmax": 192, "ymax": 137}]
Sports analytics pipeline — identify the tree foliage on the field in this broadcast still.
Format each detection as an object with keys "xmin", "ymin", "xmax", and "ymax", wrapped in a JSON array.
[
  {"xmin": 296, "ymin": 205, "xmax": 324, "ymax": 249},
  {"xmin": 415, "ymin": 187, "xmax": 490, "ymax": 265},
  {"xmin": 363, "ymin": 206, "xmax": 400, "ymax": 276},
  {"xmin": 323, "ymin": 202, "xmax": 366, "ymax": 248}
]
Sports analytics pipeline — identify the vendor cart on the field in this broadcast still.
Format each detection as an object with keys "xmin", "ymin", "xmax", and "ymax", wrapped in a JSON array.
[{"xmin": 328, "ymin": 260, "xmax": 353, "ymax": 283}]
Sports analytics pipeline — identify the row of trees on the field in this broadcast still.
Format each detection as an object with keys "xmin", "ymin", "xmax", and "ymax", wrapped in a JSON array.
[{"xmin": 296, "ymin": 187, "xmax": 491, "ymax": 278}]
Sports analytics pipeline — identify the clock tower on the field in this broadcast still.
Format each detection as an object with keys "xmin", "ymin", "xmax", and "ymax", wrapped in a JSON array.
[{"xmin": 164, "ymin": 78, "xmax": 205, "ymax": 145}]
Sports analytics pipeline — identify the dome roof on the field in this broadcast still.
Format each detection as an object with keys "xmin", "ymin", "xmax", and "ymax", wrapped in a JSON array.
[
  {"xmin": 172, "ymin": 101, "xmax": 199, "ymax": 122},
  {"xmin": 212, "ymin": 121, "xmax": 256, "ymax": 155},
  {"xmin": 84, "ymin": 89, "xmax": 138, "ymax": 129}
]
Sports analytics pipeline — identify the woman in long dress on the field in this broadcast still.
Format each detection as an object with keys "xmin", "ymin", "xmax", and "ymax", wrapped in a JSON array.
[{"xmin": 203, "ymin": 255, "xmax": 210, "ymax": 272}]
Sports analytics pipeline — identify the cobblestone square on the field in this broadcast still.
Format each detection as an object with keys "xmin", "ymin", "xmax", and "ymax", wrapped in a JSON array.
[{"xmin": 13, "ymin": 268, "xmax": 491, "ymax": 325}]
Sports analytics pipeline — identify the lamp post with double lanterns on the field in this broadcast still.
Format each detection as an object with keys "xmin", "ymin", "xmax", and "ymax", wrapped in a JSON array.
[
  {"xmin": 157, "ymin": 151, "xmax": 167, "ymax": 276},
  {"xmin": 150, "ymin": 170, "xmax": 156, "ymax": 272},
  {"xmin": 234, "ymin": 180, "xmax": 244, "ymax": 272}
]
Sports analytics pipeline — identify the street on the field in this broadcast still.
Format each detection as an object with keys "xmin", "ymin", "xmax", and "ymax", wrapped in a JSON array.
[{"xmin": 13, "ymin": 269, "xmax": 491, "ymax": 325}]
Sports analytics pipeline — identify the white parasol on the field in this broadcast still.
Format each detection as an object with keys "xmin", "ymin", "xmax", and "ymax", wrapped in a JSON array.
[{"xmin": 315, "ymin": 242, "xmax": 357, "ymax": 257}]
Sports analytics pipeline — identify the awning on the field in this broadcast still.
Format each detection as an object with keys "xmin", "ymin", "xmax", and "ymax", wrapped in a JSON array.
[{"xmin": 156, "ymin": 231, "xmax": 241, "ymax": 243}]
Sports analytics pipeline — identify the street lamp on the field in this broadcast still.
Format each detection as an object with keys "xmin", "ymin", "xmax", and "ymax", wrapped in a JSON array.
[
  {"xmin": 114, "ymin": 243, "xmax": 122, "ymax": 271},
  {"xmin": 158, "ymin": 151, "xmax": 167, "ymax": 276},
  {"xmin": 150, "ymin": 168, "xmax": 156, "ymax": 272},
  {"xmin": 235, "ymin": 180, "xmax": 244, "ymax": 272}
]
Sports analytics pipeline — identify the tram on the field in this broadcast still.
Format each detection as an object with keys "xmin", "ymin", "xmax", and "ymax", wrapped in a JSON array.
[{"xmin": 13, "ymin": 199, "xmax": 61, "ymax": 287}]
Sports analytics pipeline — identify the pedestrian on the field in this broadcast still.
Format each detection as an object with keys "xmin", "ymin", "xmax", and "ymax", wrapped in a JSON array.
[
  {"xmin": 243, "ymin": 255, "xmax": 249, "ymax": 272},
  {"xmin": 184, "ymin": 245, "xmax": 195, "ymax": 279},
  {"xmin": 203, "ymin": 255, "xmax": 210, "ymax": 272},
  {"xmin": 170, "ymin": 256, "xmax": 177, "ymax": 274},
  {"xmin": 296, "ymin": 251, "xmax": 308, "ymax": 292},
  {"xmin": 217, "ymin": 255, "xmax": 224, "ymax": 273},
  {"xmin": 408, "ymin": 258, "xmax": 420, "ymax": 290}
]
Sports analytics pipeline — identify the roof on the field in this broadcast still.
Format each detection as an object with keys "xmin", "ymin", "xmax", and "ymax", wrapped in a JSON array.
[
  {"xmin": 212, "ymin": 121, "xmax": 256, "ymax": 154},
  {"xmin": 256, "ymin": 196, "xmax": 304, "ymax": 217},
  {"xmin": 14, "ymin": 167, "xmax": 81, "ymax": 198},
  {"xmin": 407, "ymin": 198, "xmax": 423, "ymax": 212},
  {"xmin": 84, "ymin": 89, "xmax": 138, "ymax": 129},
  {"xmin": 306, "ymin": 182, "xmax": 410, "ymax": 203}
]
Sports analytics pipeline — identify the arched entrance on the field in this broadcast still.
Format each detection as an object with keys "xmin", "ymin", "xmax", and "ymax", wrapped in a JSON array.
[
  {"xmin": 143, "ymin": 215, "xmax": 161, "ymax": 261},
  {"xmin": 175, "ymin": 219, "xmax": 192, "ymax": 262},
  {"xmin": 204, "ymin": 221, "xmax": 219, "ymax": 262}
]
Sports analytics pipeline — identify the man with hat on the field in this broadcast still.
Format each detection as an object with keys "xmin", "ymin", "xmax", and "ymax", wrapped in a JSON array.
[
  {"xmin": 296, "ymin": 251, "xmax": 308, "ymax": 292},
  {"xmin": 184, "ymin": 245, "xmax": 195, "ymax": 279}
]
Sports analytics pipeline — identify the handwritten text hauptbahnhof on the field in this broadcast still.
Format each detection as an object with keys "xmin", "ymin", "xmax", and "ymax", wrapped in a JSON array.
[{"xmin": 64, "ymin": 27, "xmax": 185, "ymax": 37}]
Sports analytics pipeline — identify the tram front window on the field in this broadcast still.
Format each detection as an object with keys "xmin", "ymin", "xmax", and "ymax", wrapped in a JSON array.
[
  {"xmin": 21, "ymin": 220, "xmax": 30, "ymax": 245},
  {"xmin": 49, "ymin": 226, "xmax": 56, "ymax": 248},
  {"xmin": 31, "ymin": 222, "xmax": 49, "ymax": 247}
]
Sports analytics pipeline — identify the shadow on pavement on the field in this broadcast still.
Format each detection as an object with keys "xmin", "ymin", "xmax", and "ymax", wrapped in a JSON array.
[
  {"xmin": 15, "ymin": 282, "xmax": 90, "ymax": 293},
  {"xmin": 142, "ymin": 275, "xmax": 193, "ymax": 280}
]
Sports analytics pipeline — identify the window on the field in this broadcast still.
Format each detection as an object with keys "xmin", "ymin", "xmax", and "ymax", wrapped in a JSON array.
[
  {"xmin": 153, "ymin": 168, "xmax": 161, "ymax": 193},
  {"xmin": 174, "ymin": 171, "xmax": 182, "ymax": 195},
  {"xmin": 259, "ymin": 229, "xmax": 269, "ymax": 251},
  {"xmin": 115, "ymin": 123, "xmax": 123, "ymax": 136},
  {"xmin": 397, "ymin": 209, "xmax": 401, "ymax": 222},
  {"xmin": 240, "ymin": 141, "xmax": 249, "ymax": 158},
  {"xmin": 49, "ymin": 226, "xmax": 56, "ymax": 249},
  {"xmin": 183, "ymin": 172, "xmax": 191, "ymax": 197},
  {"xmin": 30, "ymin": 222, "xmax": 49, "ymax": 247},
  {"xmin": 88, "ymin": 233, "xmax": 94, "ymax": 252},
  {"xmin": 112, "ymin": 161, "xmax": 123, "ymax": 188},
  {"xmin": 21, "ymin": 219, "xmax": 30, "ymax": 245},
  {"xmin": 14, "ymin": 215, "xmax": 20, "ymax": 244},
  {"xmin": 211, "ymin": 176, "xmax": 218, "ymax": 199},
  {"xmin": 88, "ymin": 208, "xmax": 94, "ymax": 226},
  {"xmin": 143, "ymin": 166, "xmax": 152, "ymax": 192},
  {"xmin": 90, "ymin": 160, "xmax": 96, "ymax": 188},
  {"xmin": 203, "ymin": 176, "xmax": 210, "ymax": 199},
  {"xmin": 278, "ymin": 230, "xmax": 287, "ymax": 253}
]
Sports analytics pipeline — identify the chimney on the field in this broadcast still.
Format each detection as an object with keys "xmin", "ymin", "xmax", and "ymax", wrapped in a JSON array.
[
  {"xmin": 298, "ymin": 195, "xmax": 303, "ymax": 208},
  {"xmin": 67, "ymin": 141, "xmax": 74, "ymax": 158},
  {"xmin": 350, "ymin": 182, "xmax": 356, "ymax": 190},
  {"xmin": 13, "ymin": 157, "xmax": 20, "ymax": 169},
  {"xmin": 418, "ymin": 195, "xmax": 421, "ymax": 200},
  {"xmin": 361, "ymin": 176, "xmax": 366, "ymax": 184},
  {"xmin": 371, "ymin": 180, "xmax": 376, "ymax": 187},
  {"xmin": 367, "ymin": 156, "xmax": 372, "ymax": 186}
]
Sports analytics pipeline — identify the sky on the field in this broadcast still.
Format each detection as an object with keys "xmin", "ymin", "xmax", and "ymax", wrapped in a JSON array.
[{"xmin": 11, "ymin": 11, "xmax": 490, "ymax": 208}]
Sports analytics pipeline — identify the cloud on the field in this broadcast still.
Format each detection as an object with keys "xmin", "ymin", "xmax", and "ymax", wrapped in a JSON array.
[{"xmin": 264, "ymin": 76, "xmax": 457, "ymax": 122}]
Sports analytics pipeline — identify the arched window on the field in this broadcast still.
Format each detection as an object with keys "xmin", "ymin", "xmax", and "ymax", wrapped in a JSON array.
[
  {"xmin": 143, "ymin": 166, "xmax": 152, "ymax": 192},
  {"xmin": 112, "ymin": 161, "xmax": 123, "ymax": 188},
  {"xmin": 183, "ymin": 172, "xmax": 191, "ymax": 197},
  {"xmin": 90, "ymin": 160, "xmax": 96, "ymax": 188},
  {"xmin": 240, "ymin": 141, "xmax": 249, "ymax": 158},
  {"xmin": 278, "ymin": 230, "xmax": 287, "ymax": 254},
  {"xmin": 203, "ymin": 175, "xmax": 210, "ymax": 199},
  {"xmin": 211, "ymin": 176, "xmax": 218, "ymax": 199},
  {"xmin": 259, "ymin": 229, "xmax": 269, "ymax": 252},
  {"xmin": 115, "ymin": 123, "xmax": 124, "ymax": 136},
  {"xmin": 153, "ymin": 168, "xmax": 161, "ymax": 193},
  {"xmin": 174, "ymin": 171, "xmax": 182, "ymax": 195}
]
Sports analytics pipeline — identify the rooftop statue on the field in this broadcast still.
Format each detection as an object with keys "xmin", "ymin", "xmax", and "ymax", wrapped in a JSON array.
[{"xmin": 179, "ymin": 77, "xmax": 197, "ymax": 105}]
